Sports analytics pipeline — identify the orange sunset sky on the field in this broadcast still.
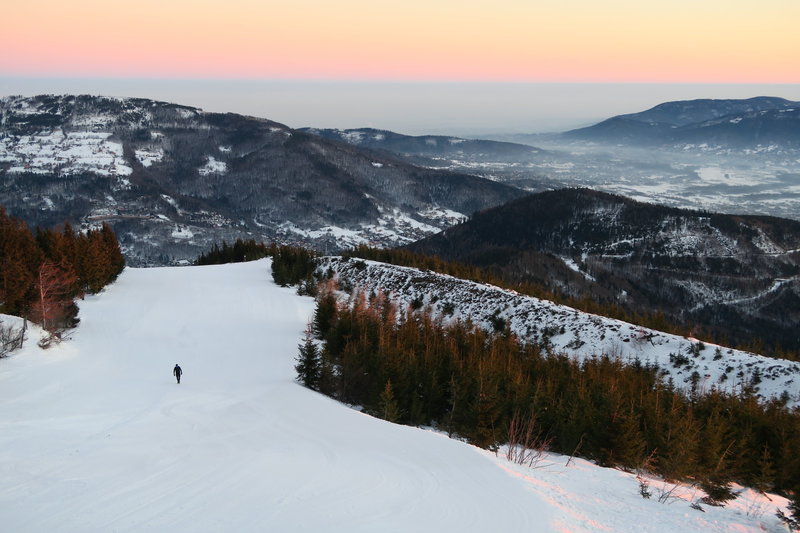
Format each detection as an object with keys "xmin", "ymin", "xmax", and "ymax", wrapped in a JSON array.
[{"xmin": 2, "ymin": 0, "xmax": 799, "ymax": 82}]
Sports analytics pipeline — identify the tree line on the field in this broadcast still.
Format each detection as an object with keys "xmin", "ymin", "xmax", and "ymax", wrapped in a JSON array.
[
  {"xmin": 195, "ymin": 239, "xmax": 318, "ymax": 293},
  {"xmin": 195, "ymin": 239, "xmax": 273, "ymax": 265},
  {"xmin": 296, "ymin": 282, "xmax": 800, "ymax": 515},
  {"xmin": 0, "ymin": 208, "xmax": 125, "ymax": 342}
]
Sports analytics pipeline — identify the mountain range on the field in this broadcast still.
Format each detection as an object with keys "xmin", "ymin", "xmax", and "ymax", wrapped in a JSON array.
[
  {"xmin": 0, "ymin": 94, "xmax": 522, "ymax": 264},
  {"xmin": 2, "ymin": 94, "xmax": 799, "ymax": 337},
  {"xmin": 562, "ymin": 96, "xmax": 800, "ymax": 148},
  {"xmin": 297, "ymin": 98, "xmax": 800, "ymax": 221}
]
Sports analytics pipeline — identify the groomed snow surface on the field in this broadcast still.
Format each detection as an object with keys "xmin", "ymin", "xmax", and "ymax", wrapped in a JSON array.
[{"xmin": 0, "ymin": 260, "xmax": 790, "ymax": 532}]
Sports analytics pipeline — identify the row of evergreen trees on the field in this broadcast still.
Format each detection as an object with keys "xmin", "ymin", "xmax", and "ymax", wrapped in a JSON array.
[
  {"xmin": 195, "ymin": 239, "xmax": 272, "ymax": 265},
  {"xmin": 0, "ymin": 208, "xmax": 125, "ymax": 338},
  {"xmin": 195, "ymin": 240, "xmax": 318, "ymax": 293},
  {"xmin": 297, "ymin": 284, "xmax": 800, "ymax": 513}
]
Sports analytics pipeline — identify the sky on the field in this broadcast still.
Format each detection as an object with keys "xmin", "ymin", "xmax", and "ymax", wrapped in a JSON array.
[{"xmin": 2, "ymin": 0, "xmax": 799, "ymax": 134}]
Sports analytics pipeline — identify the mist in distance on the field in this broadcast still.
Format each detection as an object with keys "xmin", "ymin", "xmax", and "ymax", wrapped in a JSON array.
[{"xmin": 2, "ymin": 77, "xmax": 799, "ymax": 136}]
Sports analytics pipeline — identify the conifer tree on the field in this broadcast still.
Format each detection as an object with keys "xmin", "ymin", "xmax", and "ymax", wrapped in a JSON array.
[
  {"xmin": 378, "ymin": 380, "xmax": 401, "ymax": 423},
  {"xmin": 313, "ymin": 286, "xmax": 338, "ymax": 339},
  {"xmin": 303, "ymin": 275, "xmax": 800, "ymax": 494},
  {"xmin": 609, "ymin": 406, "xmax": 648, "ymax": 469},
  {"xmin": 752, "ymin": 444, "xmax": 776, "ymax": 493},
  {"xmin": 0, "ymin": 210, "xmax": 42, "ymax": 316},
  {"xmin": 789, "ymin": 489, "xmax": 800, "ymax": 530},
  {"xmin": 0, "ymin": 208, "xmax": 125, "ymax": 335},
  {"xmin": 295, "ymin": 327, "xmax": 321, "ymax": 390},
  {"xmin": 83, "ymin": 231, "xmax": 113, "ymax": 293},
  {"xmin": 100, "ymin": 223, "xmax": 125, "ymax": 282}
]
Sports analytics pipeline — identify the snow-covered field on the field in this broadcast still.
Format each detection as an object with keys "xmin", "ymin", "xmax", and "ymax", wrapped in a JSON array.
[
  {"xmin": 0, "ymin": 260, "xmax": 792, "ymax": 532},
  {"xmin": 0, "ymin": 130, "xmax": 133, "ymax": 177}
]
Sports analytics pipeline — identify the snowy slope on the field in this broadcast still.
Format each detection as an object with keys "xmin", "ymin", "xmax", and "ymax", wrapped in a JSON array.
[
  {"xmin": 0, "ymin": 260, "xmax": 791, "ymax": 532},
  {"xmin": 0, "ymin": 260, "xmax": 553, "ymax": 532},
  {"xmin": 319, "ymin": 257, "xmax": 800, "ymax": 408}
]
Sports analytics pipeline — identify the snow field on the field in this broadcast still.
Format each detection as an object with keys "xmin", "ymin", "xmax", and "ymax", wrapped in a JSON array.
[{"xmin": 0, "ymin": 260, "xmax": 555, "ymax": 532}]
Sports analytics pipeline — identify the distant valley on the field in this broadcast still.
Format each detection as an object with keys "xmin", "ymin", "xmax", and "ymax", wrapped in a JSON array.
[{"xmin": 314, "ymin": 97, "xmax": 800, "ymax": 221}]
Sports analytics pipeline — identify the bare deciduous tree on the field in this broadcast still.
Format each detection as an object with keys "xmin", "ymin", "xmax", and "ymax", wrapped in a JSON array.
[{"xmin": 29, "ymin": 261, "xmax": 78, "ymax": 344}]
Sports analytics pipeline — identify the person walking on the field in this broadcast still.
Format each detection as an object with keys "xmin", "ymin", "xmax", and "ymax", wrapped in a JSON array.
[{"xmin": 173, "ymin": 364, "xmax": 182, "ymax": 384}]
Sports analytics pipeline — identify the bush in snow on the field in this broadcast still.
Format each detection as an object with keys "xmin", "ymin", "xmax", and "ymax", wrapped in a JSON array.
[{"xmin": 0, "ymin": 320, "xmax": 25, "ymax": 357}]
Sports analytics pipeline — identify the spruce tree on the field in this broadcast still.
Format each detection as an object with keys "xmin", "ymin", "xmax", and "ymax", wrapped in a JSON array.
[
  {"xmin": 295, "ymin": 327, "xmax": 321, "ymax": 390},
  {"xmin": 609, "ymin": 407, "xmax": 647, "ymax": 469},
  {"xmin": 0, "ymin": 210, "xmax": 42, "ymax": 315},
  {"xmin": 789, "ymin": 490, "xmax": 800, "ymax": 530},
  {"xmin": 378, "ymin": 380, "xmax": 401, "ymax": 423},
  {"xmin": 313, "ymin": 288, "xmax": 338, "ymax": 339}
]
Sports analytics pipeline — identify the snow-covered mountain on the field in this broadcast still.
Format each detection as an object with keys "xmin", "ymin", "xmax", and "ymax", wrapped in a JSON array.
[
  {"xmin": 0, "ymin": 260, "xmax": 793, "ymax": 532},
  {"xmin": 318, "ymin": 256, "xmax": 800, "ymax": 408},
  {"xmin": 0, "ymin": 95, "xmax": 522, "ymax": 264},
  {"xmin": 563, "ymin": 96, "xmax": 800, "ymax": 149},
  {"xmin": 603, "ymin": 97, "xmax": 799, "ymax": 128}
]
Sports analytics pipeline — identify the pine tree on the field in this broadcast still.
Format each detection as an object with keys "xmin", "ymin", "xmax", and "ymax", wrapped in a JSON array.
[
  {"xmin": 0, "ymin": 210, "xmax": 42, "ymax": 315},
  {"xmin": 609, "ymin": 406, "xmax": 647, "ymax": 469},
  {"xmin": 83, "ymin": 230, "xmax": 113, "ymax": 293},
  {"xmin": 295, "ymin": 327, "xmax": 321, "ymax": 390},
  {"xmin": 752, "ymin": 444, "xmax": 776, "ymax": 493},
  {"xmin": 313, "ymin": 286, "xmax": 338, "ymax": 339},
  {"xmin": 789, "ymin": 489, "xmax": 800, "ymax": 530},
  {"xmin": 99, "ymin": 223, "xmax": 125, "ymax": 282},
  {"xmin": 378, "ymin": 380, "xmax": 401, "ymax": 423}
]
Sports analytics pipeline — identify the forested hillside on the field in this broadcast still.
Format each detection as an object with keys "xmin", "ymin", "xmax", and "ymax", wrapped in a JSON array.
[
  {"xmin": 282, "ymin": 254, "xmax": 800, "ymax": 519},
  {"xmin": 407, "ymin": 188, "xmax": 800, "ymax": 355}
]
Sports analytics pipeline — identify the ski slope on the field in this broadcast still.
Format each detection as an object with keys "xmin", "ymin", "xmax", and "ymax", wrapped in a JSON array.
[
  {"xmin": 0, "ymin": 260, "xmax": 554, "ymax": 532},
  {"xmin": 0, "ymin": 260, "xmax": 790, "ymax": 532}
]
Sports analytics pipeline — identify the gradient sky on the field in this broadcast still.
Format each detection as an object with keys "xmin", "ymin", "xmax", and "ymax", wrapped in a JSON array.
[
  {"xmin": 3, "ymin": 0, "xmax": 799, "ymax": 82},
  {"xmin": 2, "ymin": 1, "xmax": 799, "ymax": 134}
]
